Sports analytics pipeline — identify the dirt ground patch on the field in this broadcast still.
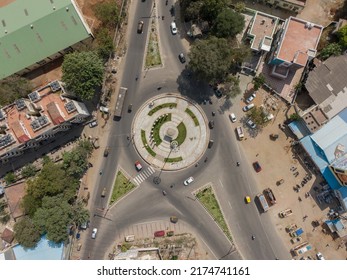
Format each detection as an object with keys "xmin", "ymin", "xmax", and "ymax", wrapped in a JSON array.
[
  {"xmin": 298, "ymin": 0, "xmax": 345, "ymax": 26},
  {"xmin": 239, "ymin": 88, "xmax": 347, "ymax": 260}
]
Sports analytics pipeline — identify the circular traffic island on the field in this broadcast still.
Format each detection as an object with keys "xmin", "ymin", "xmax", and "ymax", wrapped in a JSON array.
[{"xmin": 132, "ymin": 94, "xmax": 209, "ymax": 170}]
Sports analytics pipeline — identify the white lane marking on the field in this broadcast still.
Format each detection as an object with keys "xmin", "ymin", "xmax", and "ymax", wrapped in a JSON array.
[
  {"xmin": 228, "ymin": 201, "xmax": 232, "ymax": 210},
  {"xmin": 219, "ymin": 179, "xmax": 224, "ymax": 189},
  {"xmin": 200, "ymin": 237, "xmax": 218, "ymax": 260}
]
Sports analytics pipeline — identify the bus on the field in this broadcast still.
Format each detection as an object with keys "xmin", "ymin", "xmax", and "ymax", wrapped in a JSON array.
[
  {"xmin": 114, "ymin": 87, "xmax": 127, "ymax": 118},
  {"xmin": 236, "ymin": 126, "xmax": 244, "ymax": 140},
  {"xmin": 257, "ymin": 193, "xmax": 269, "ymax": 212}
]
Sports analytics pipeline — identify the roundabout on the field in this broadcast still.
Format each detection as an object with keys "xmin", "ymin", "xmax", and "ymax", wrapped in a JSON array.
[{"xmin": 132, "ymin": 93, "xmax": 209, "ymax": 170}]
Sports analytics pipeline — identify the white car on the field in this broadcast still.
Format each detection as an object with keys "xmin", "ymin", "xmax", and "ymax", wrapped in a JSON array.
[
  {"xmin": 89, "ymin": 120, "xmax": 98, "ymax": 128},
  {"xmin": 91, "ymin": 228, "xmax": 98, "ymax": 239},
  {"xmin": 184, "ymin": 176, "xmax": 194, "ymax": 186},
  {"xmin": 242, "ymin": 103, "xmax": 255, "ymax": 112},
  {"xmin": 316, "ymin": 252, "xmax": 325, "ymax": 260},
  {"xmin": 229, "ymin": 113, "xmax": 237, "ymax": 123},
  {"xmin": 246, "ymin": 119, "xmax": 257, "ymax": 129},
  {"xmin": 170, "ymin": 22, "xmax": 177, "ymax": 34},
  {"xmin": 245, "ymin": 93, "xmax": 256, "ymax": 104}
]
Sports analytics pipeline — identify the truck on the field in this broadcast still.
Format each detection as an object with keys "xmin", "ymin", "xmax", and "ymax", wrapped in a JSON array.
[
  {"xmin": 289, "ymin": 228, "xmax": 304, "ymax": 237},
  {"xmin": 264, "ymin": 188, "xmax": 277, "ymax": 205},
  {"xmin": 257, "ymin": 193, "xmax": 269, "ymax": 212},
  {"xmin": 279, "ymin": 208, "xmax": 293, "ymax": 218},
  {"xmin": 292, "ymin": 242, "xmax": 312, "ymax": 256}
]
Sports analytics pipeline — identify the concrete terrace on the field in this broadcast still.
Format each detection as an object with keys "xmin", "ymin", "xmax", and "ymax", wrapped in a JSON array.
[
  {"xmin": 248, "ymin": 12, "xmax": 279, "ymax": 52},
  {"xmin": 277, "ymin": 17, "xmax": 323, "ymax": 66}
]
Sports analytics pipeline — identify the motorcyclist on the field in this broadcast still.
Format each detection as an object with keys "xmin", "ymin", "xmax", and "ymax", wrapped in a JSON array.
[
  {"xmin": 237, "ymin": 161, "xmax": 240, "ymax": 166},
  {"xmin": 252, "ymin": 235, "xmax": 255, "ymax": 240}
]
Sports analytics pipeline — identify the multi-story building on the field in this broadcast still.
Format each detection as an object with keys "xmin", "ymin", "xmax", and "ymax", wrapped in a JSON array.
[
  {"xmin": 0, "ymin": 81, "xmax": 89, "ymax": 163},
  {"xmin": 0, "ymin": 0, "xmax": 93, "ymax": 80},
  {"xmin": 267, "ymin": 16, "xmax": 323, "ymax": 79}
]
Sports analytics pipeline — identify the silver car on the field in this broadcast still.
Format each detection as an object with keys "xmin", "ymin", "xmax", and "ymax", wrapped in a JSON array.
[
  {"xmin": 184, "ymin": 176, "xmax": 194, "ymax": 186},
  {"xmin": 91, "ymin": 228, "xmax": 98, "ymax": 239},
  {"xmin": 246, "ymin": 119, "xmax": 257, "ymax": 129}
]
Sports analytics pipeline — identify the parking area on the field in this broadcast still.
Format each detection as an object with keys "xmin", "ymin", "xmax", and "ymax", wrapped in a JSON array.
[{"xmin": 235, "ymin": 85, "xmax": 347, "ymax": 259}]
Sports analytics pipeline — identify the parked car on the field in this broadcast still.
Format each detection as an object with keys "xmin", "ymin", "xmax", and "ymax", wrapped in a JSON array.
[
  {"xmin": 135, "ymin": 160, "xmax": 143, "ymax": 171},
  {"xmin": 89, "ymin": 120, "xmax": 98, "ymax": 128},
  {"xmin": 291, "ymin": 236, "xmax": 302, "ymax": 244},
  {"xmin": 80, "ymin": 221, "xmax": 89, "ymax": 230},
  {"xmin": 183, "ymin": 176, "xmax": 194, "ymax": 186},
  {"xmin": 242, "ymin": 103, "xmax": 255, "ymax": 112},
  {"xmin": 246, "ymin": 118, "xmax": 257, "ymax": 129},
  {"xmin": 245, "ymin": 93, "xmax": 256, "ymax": 104},
  {"xmin": 154, "ymin": 230, "xmax": 165, "ymax": 237},
  {"xmin": 178, "ymin": 53, "xmax": 186, "ymax": 63},
  {"xmin": 229, "ymin": 113, "xmax": 237, "ymax": 123},
  {"xmin": 316, "ymin": 252, "xmax": 325, "ymax": 260},
  {"xmin": 91, "ymin": 228, "xmax": 98, "ymax": 239},
  {"xmin": 214, "ymin": 88, "xmax": 222, "ymax": 98},
  {"xmin": 170, "ymin": 21, "xmax": 177, "ymax": 34},
  {"xmin": 137, "ymin": 20, "xmax": 144, "ymax": 33},
  {"xmin": 253, "ymin": 161, "xmax": 262, "ymax": 172},
  {"xmin": 209, "ymin": 120, "xmax": 214, "ymax": 129}
]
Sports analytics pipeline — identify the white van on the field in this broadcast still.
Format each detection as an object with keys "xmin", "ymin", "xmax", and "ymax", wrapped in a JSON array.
[
  {"xmin": 242, "ymin": 103, "xmax": 255, "ymax": 112},
  {"xmin": 236, "ymin": 126, "xmax": 244, "ymax": 140},
  {"xmin": 170, "ymin": 22, "xmax": 177, "ymax": 34},
  {"xmin": 229, "ymin": 113, "xmax": 237, "ymax": 123}
]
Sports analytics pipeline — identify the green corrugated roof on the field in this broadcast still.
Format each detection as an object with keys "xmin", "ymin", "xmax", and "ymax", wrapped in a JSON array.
[{"xmin": 0, "ymin": 0, "xmax": 92, "ymax": 79}]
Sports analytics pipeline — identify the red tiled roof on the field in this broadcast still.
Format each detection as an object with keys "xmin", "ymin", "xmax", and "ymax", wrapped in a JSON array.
[
  {"xmin": 47, "ymin": 101, "xmax": 64, "ymax": 125},
  {"xmin": 1, "ymin": 227, "xmax": 14, "ymax": 244}
]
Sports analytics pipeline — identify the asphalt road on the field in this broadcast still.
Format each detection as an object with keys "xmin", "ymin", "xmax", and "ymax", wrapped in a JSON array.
[{"xmin": 73, "ymin": 1, "xmax": 290, "ymax": 260}]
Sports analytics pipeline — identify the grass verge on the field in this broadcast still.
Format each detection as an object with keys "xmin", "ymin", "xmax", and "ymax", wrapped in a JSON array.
[
  {"xmin": 185, "ymin": 108, "xmax": 199, "ymax": 126},
  {"xmin": 196, "ymin": 186, "xmax": 232, "ymax": 241},
  {"xmin": 174, "ymin": 122, "xmax": 187, "ymax": 145},
  {"xmin": 148, "ymin": 103, "xmax": 177, "ymax": 116},
  {"xmin": 152, "ymin": 114, "xmax": 171, "ymax": 146},
  {"xmin": 145, "ymin": 19, "xmax": 162, "ymax": 68},
  {"xmin": 164, "ymin": 156, "xmax": 183, "ymax": 163},
  {"xmin": 141, "ymin": 130, "xmax": 156, "ymax": 157},
  {"xmin": 110, "ymin": 171, "xmax": 136, "ymax": 204}
]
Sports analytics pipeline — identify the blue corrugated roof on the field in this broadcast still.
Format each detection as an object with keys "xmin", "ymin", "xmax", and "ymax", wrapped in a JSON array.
[
  {"xmin": 288, "ymin": 120, "xmax": 311, "ymax": 139},
  {"xmin": 300, "ymin": 135, "xmax": 328, "ymax": 172}
]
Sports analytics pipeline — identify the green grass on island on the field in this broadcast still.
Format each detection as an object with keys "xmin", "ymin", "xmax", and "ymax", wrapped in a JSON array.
[
  {"xmin": 110, "ymin": 171, "xmax": 136, "ymax": 204},
  {"xmin": 196, "ymin": 186, "xmax": 232, "ymax": 241}
]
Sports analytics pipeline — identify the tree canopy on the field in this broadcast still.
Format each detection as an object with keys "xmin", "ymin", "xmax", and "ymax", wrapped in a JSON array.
[
  {"xmin": 212, "ymin": 9, "xmax": 245, "ymax": 38},
  {"xmin": 320, "ymin": 43, "xmax": 342, "ymax": 60},
  {"xmin": 223, "ymin": 75, "xmax": 241, "ymax": 99},
  {"xmin": 247, "ymin": 106, "xmax": 267, "ymax": 127},
  {"xmin": 13, "ymin": 217, "xmax": 41, "ymax": 248},
  {"xmin": 337, "ymin": 25, "xmax": 347, "ymax": 49},
  {"xmin": 94, "ymin": 1, "xmax": 119, "ymax": 28},
  {"xmin": 62, "ymin": 51, "xmax": 104, "ymax": 100},
  {"xmin": 188, "ymin": 36, "xmax": 233, "ymax": 83},
  {"xmin": 0, "ymin": 76, "xmax": 33, "ymax": 106},
  {"xmin": 182, "ymin": 0, "xmax": 227, "ymax": 23}
]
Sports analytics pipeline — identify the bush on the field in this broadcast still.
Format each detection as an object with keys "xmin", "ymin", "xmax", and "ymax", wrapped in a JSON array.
[{"xmin": 4, "ymin": 172, "xmax": 16, "ymax": 185}]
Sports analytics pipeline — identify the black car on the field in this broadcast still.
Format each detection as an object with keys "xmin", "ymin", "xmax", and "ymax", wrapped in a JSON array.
[
  {"xmin": 209, "ymin": 120, "xmax": 214, "ymax": 129},
  {"xmin": 178, "ymin": 53, "xmax": 186, "ymax": 63},
  {"xmin": 137, "ymin": 21, "xmax": 144, "ymax": 34}
]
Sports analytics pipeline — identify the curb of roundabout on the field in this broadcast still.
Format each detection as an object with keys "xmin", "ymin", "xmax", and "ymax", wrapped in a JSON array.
[{"xmin": 131, "ymin": 93, "xmax": 210, "ymax": 171}]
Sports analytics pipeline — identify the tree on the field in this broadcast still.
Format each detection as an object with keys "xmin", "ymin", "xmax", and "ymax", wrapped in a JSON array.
[
  {"xmin": 71, "ymin": 201, "xmax": 90, "ymax": 228},
  {"xmin": 253, "ymin": 74, "xmax": 266, "ymax": 90},
  {"xmin": 320, "ymin": 43, "xmax": 342, "ymax": 60},
  {"xmin": 234, "ymin": 2, "xmax": 246, "ymax": 13},
  {"xmin": 289, "ymin": 113, "xmax": 301, "ymax": 121},
  {"xmin": 0, "ymin": 76, "xmax": 33, "ymax": 106},
  {"xmin": 188, "ymin": 36, "xmax": 233, "ymax": 83},
  {"xmin": 62, "ymin": 51, "xmax": 104, "ymax": 100},
  {"xmin": 96, "ymin": 27, "xmax": 115, "ymax": 60},
  {"xmin": 21, "ymin": 164, "xmax": 37, "ymax": 178},
  {"xmin": 200, "ymin": 0, "xmax": 228, "ymax": 23},
  {"xmin": 13, "ymin": 216, "xmax": 41, "ymax": 248},
  {"xmin": 184, "ymin": 1, "xmax": 204, "ymax": 21},
  {"xmin": 337, "ymin": 25, "xmax": 347, "ymax": 48},
  {"xmin": 247, "ymin": 106, "xmax": 267, "ymax": 126},
  {"xmin": 4, "ymin": 172, "xmax": 16, "ymax": 185},
  {"xmin": 33, "ymin": 195, "xmax": 72, "ymax": 243},
  {"xmin": 94, "ymin": 1, "xmax": 119, "ymax": 28},
  {"xmin": 224, "ymin": 75, "xmax": 241, "ymax": 99},
  {"xmin": 230, "ymin": 44, "xmax": 252, "ymax": 65},
  {"xmin": 212, "ymin": 9, "xmax": 245, "ymax": 38}
]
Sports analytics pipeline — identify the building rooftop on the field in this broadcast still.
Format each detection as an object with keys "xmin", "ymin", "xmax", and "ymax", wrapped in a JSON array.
[
  {"xmin": 248, "ymin": 11, "xmax": 279, "ymax": 52},
  {"xmin": 305, "ymin": 55, "xmax": 347, "ymax": 119},
  {"xmin": 4, "ymin": 181, "xmax": 26, "ymax": 220},
  {"xmin": 0, "ymin": 81, "xmax": 89, "ymax": 156},
  {"xmin": 286, "ymin": 0, "xmax": 306, "ymax": 6},
  {"xmin": 277, "ymin": 17, "xmax": 323, "ymax": 66},
  {"xmin": 302, "ymin": 106, "xmax": 329, "ymax": 133},
  {"xmin": 0, "ymin": 0, "xmax": 92, "ymax": 79}
]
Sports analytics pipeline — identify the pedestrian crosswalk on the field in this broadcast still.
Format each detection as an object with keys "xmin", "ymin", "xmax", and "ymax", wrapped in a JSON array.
[{"xmin": 133, "ymin": 166, "xmax": 156, "ymax": 186}]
